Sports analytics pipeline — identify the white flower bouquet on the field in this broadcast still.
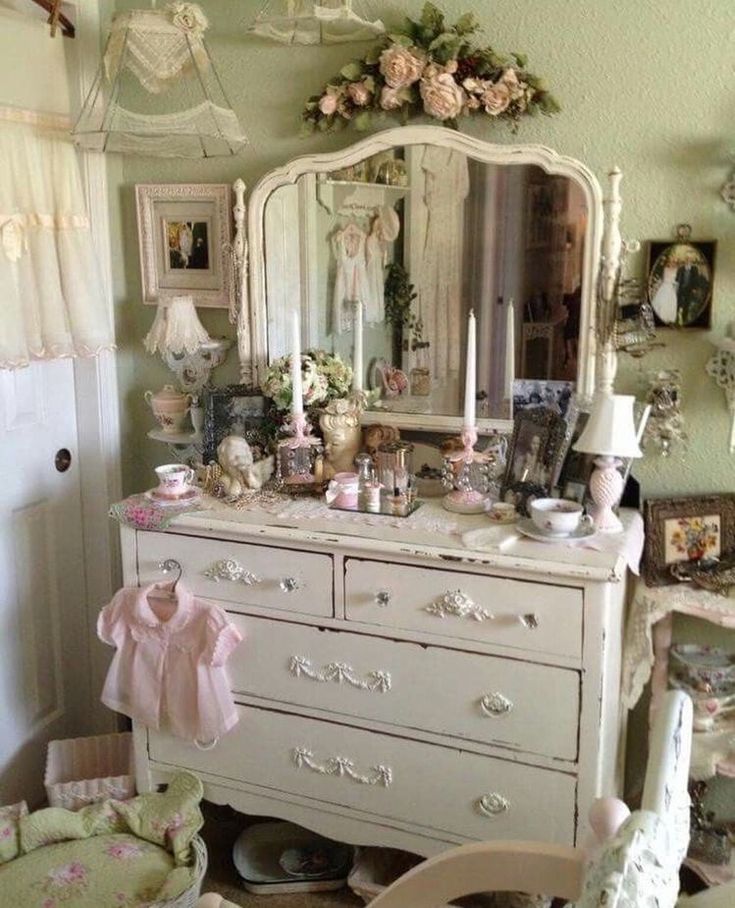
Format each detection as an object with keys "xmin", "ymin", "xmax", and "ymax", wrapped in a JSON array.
[{"xmin": 261, "ymin": 350, "xmax": 353, "ymax": 412}]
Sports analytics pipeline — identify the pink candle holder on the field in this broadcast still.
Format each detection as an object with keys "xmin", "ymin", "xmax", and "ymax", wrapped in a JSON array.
[
  {"xmin": 441, "ymin": 425, "xmax": 493, "ymax": 514},
  {"xmin": 275, "ymin": 412, "xmax": 324, "ymax": 488}
]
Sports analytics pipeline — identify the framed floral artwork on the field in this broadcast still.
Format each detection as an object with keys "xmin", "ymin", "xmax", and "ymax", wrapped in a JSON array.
[
  {"xmin": 643, "ymin": 494, "xmax": 735, "ymax": 587},
  {"xmin": 135, "ymin": 183, "xmax": 233, "ymax": 308}
]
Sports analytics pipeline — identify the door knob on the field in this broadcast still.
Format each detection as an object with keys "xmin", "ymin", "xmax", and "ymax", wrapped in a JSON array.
[{"xmin": 55, "ymin": 448, "xmax": 72, "ymax": 473}]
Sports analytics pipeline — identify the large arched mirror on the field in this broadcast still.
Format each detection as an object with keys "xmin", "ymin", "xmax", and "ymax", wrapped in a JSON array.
[{"xmin": 244, "ymin": 126, "xmax": 605, "ymax": 433}]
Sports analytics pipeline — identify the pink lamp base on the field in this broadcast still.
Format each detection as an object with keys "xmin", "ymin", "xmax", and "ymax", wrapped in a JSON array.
[{"xmin": 588, "ymin": 456, "xmax": 625, "ymax": 534}]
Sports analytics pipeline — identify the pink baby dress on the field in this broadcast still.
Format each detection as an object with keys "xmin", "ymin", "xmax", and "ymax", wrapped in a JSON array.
[{"xmin": 98, "ymin": 582, "xmax": 242, "ymax": 743}]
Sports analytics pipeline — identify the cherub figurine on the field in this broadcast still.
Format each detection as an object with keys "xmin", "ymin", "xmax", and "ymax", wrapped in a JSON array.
[{"xmin": 217, "ymin": 435, "xmax": 274, "ymax": 496}]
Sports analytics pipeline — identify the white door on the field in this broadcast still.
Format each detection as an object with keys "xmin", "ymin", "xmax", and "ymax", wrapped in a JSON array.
[{"xmin": 0, "ymin": 360, "xmax": 89, "ymax": 806}]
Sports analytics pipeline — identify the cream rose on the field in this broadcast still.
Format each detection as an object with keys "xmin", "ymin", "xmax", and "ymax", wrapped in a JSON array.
[
  {"xmin": 481, "ymin": 82, "xmax": 512, "ymax": 116},
  {"xmin": 420, "ymin": 73, "xmax": 465, "ymax": 121},
  {"xmin": 379, "ymin": 86, "xmax": 403, "ymax": 111},
  {"xmin": 379, "ymin": 45, "xmax": 424, "ymax": 89},
  {"xmin": 500, "ymin": 68, "xmax": 525, "ymax": 100},
  {"xmin": 347, "ymin": 81, "xmax": 372, "ymax": 107},
  {"xmin": 168, "ymin": 2, "xmax": 208, "ymax": 34},
  {"xmin": 319, "ymin": 93, "xmax": 339, "ymax": 116}
]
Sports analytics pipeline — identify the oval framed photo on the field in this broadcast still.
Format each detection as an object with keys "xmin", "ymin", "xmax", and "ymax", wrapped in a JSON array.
[{"xmin": 647, "ymin": 239, "xmax": 716, "ymax": 329}]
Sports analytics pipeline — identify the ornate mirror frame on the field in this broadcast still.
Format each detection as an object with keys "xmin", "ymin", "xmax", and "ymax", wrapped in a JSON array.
[{"xmin": 241, "ymin": 125, "xmax": 609, "ymax": 434}]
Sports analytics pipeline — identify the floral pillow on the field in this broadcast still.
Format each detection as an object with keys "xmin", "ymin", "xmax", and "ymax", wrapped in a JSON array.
[{"xmin": 0, "ymin": 801, "xmax": 28, "ymax": 864}]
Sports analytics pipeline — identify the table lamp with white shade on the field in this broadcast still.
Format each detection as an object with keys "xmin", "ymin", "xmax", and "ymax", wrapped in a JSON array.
[{"xmin": 573, "ymin": 394, "xmax": 643, "ymax": 533}]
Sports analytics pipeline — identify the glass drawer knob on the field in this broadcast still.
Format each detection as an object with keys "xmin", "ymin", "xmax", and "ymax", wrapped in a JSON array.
[
  {"xmin": 479, "ymin": 693, "xmax": 513, "ymax": 717},
  {"xmin": 280, "ymin": 577, "xmax": 301, "ymax": 593},
  {"xmin": 375, "ymin": 590, "xmax": 391, "ymax": 607},
  {"xmin": 520, "ymin": 613, "xmax": 540, "ymax": 629}
]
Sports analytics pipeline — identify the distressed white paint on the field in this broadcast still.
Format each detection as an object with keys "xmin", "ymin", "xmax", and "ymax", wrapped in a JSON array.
[{"xmin": 123, "ymin": 501, "xmax": 629, "ymax": 851}]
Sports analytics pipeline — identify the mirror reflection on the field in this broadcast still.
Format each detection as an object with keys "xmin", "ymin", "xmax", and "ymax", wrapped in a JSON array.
[{"xmin": 264, "ymin": 145, "xmax": 589, "ymax": 421}]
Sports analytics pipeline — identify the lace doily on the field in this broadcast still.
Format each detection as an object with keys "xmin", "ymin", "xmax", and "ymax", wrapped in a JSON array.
[{"xmin": 622, "ymin": 580, "xmax": 735, "ymax": 710}]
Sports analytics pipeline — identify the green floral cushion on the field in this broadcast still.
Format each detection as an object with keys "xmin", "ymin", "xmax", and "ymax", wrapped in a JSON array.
[
  {"xmin": 0, "ymin": 832, "xmax": 178, "ymax": 907},
  {"xmin": 0, "ymin": 801, "xmax": 28, "ymax": 864}
]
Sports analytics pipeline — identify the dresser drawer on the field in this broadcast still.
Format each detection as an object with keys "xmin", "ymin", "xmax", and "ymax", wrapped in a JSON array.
[
  {"xmin": 139, "ymin": 532, "xmax": 333, "ymax": 618},
  {"xmin": 344, "ymin": 558, "xmax": 583, "ymax": 660},
  {"xmin": 228, "ymin": 615, "xmax": 580, "ymax": 761},
  {"xmin": 149, "ymin": 706, "xmax": 576, "ymax": 844}
]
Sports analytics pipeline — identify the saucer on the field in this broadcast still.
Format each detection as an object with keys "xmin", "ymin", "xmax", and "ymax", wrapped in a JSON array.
[
  {"xmin": 486, "ymin": 510, "xmax": 519, "ymax": 526},
  {"xmin": 144, "ymin": 487, "xmax": 201, "ymax": 506},
  {"xmin": 517, "ymin": 517, "xmax": 596, "ymax": 544}
]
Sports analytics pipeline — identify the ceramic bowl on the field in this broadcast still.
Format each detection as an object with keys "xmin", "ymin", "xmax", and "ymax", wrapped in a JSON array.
[{"xmin": 669, "ymin": 644, "xmax": 735, "ymax": 695}]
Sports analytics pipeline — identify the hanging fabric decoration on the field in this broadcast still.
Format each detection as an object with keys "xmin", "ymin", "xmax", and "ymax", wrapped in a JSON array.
[
  {"xmin": 249, "ymin": 0, "xmax": 384, "ymax": 45},
  {"xmin": 73, "ymin": 2, "xmax": 247, "ymax": 158},
  {"xmin": 143, "ymin": 296, "xmax": 211, "ymax": 356},
  {"xmin": 0, "ymin": 107, "xmax": 115, "ymax": 370}
]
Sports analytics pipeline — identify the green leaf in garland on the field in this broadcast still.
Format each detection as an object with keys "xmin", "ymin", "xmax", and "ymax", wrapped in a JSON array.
[
  {"xmin": 387, "ymin": 32, "xmax": 414, "ymax": 47},
  {"xmin": 513, "ymin": 52, "xmax": 528, "ymax": 69},
  {"xmin": 420, "ymin": 2, "xmax": 445, "ymax": 35},
  {"xmin": 340, "ymin": 61, "xmax": 364, "ymax": 81},
  {"xmin": 353, "ymin": 110, "xmax": 372, "ymax": 131},
  {"xmin": 364, "ymin": 45, "xmax": 382, "ymax": 65},
  {"xmin": 454, "ymin": 12, "xmax": 478, "ymax": 35}
]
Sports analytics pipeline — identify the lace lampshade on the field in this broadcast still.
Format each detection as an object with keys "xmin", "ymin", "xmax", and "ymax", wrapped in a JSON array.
[
  {"xmin": 249, "ymin": 0, "xmax": 384, "ymax": 45},
  {"xmin": 73, "ymin": 3, "xmax": 247, "ymax": 158},
  {"xmin": 144, "ymin": 296, "xmax": 211, "ymax": 356}
]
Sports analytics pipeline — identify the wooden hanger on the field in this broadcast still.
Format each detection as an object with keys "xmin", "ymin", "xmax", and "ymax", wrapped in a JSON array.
[{"xmin": 31, "ymin": 0, "xmax": 76, "ymax": 39}]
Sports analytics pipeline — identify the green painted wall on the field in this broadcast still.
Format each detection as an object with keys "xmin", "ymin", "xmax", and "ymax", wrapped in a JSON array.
[{"xmin": 110, "ymin": 0, "xmax": 735, "ymax": 496}]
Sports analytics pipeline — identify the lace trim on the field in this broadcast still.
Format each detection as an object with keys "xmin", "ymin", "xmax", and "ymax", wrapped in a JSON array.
[
  {"xmin": 0, "ymin": 106, "xmax": 71, "ymax": 131},
  {"xmin": 0, "ymin": 343, "xmax": 117, "ymax": 371},
  {"xmin": 1, "ymin": 212, "xmax": 90, "ymax": 231}
]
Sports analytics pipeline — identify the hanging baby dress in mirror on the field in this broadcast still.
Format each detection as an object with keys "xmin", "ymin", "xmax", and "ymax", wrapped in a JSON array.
[{"xmin": 332, "ymin": 222, "xmax": 371, "ymax": 334}]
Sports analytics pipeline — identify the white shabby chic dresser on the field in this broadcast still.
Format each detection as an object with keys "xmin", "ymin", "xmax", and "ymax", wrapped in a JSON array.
[{"xmin": 121, "ymin": 500, "xmax": 632, "ymax": 857}]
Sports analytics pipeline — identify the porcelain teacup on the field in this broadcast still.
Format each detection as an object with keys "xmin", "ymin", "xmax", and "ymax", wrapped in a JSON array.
[
  {"xmin": 487, "ymin": 502, "xmax": 518, "ymax": 523},
  {"xmin": 325, "ymin": 472, "xmax": 359, "ymax": 510},
  {"xmin": 530, "ymin": 498, "xmax": 589, "ymax": 536},
  {"xmin": 155, "ymin": 463, "xmax": 195, "ymax": 498}
]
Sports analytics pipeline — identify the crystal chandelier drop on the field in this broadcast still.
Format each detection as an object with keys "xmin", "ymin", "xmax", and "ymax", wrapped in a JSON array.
[
  {"xmin": 73, "ymin": 3, "xmax": 247, "ymax": 158},
  {"xmin": 249, "ymin": 0, "xmax": 385, "ymax": 45}
]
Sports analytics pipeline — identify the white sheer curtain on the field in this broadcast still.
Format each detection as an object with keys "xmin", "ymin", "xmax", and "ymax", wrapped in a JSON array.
[{"xmin": 0, "ymin": 107, "xmax": 114, "ymax": 369}]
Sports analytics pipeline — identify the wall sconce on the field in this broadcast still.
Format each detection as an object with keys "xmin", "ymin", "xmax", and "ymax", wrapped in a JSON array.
[
  {"xmin": 641, "ymin": 369, "xmax": 687, "ymax": 457},
  {"xmin": 706, "ymin": 329, "xmax": 735, "ymax": 452}
]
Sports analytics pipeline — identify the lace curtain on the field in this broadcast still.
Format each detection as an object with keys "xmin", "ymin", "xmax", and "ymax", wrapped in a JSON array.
[{"xmin": 0, "ymin": 107, "xmax": 114, "ymax": 369}]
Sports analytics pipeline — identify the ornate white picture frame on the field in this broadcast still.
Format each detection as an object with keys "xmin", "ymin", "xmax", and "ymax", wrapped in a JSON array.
[{"xmin": 135, "ymin": 182, "xmax": 233, "ymax": 308}]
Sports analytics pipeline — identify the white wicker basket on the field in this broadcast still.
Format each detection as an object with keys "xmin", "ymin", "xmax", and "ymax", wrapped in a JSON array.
[
  {"xmin": 45, "ymin": 732, "xmax": 135, "ymax": 810},
  {"xmin": 152, "ymin": 835, "xmax": 207, "ymax": 908}
]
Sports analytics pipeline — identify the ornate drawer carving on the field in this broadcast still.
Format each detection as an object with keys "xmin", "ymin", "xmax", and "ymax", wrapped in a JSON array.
[
  {"xmin": 139, "ymin": 532, "xmax": 334, "ymax": 618},
  {"xmin": 148, "ymin": 705, "xmax": 577, "ymax": 845},
  {"xmin": 344, "ymin": 558, "xmax": 583, "ymax": 661},
  {"xmin": 225, "ymin": 615, "xmax": 580, "ymax": 761}
]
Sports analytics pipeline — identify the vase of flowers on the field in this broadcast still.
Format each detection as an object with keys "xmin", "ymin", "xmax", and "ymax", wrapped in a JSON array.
[
  {"xmin": 261, "ymin": 349, "xmax": 353, "ymax": 417},
  {"xmin": 303, "ymin": 3, "xmax": 559, "ymax": 134}
]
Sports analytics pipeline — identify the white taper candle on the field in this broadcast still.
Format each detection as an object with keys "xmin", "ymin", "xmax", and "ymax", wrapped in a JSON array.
[
  {"xmin": 291, "ymin": 309, "xmax": 303, "ymax": 416},
  {"xmin": 463, "ymin": 309, "xmax": 476, "ymax": 427},
  {"xmin": 504, "ymin": 298, "xmax": 515, "ymax": 402},
  {"xmin": 353, "ymin": 300, "xmax": 364, "ymax": 392}
]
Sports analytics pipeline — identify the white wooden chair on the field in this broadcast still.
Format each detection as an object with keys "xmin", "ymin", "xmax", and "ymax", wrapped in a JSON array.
[{"xmin": 197, "ymin": 691, "xmax": 734, "ymax": 908}]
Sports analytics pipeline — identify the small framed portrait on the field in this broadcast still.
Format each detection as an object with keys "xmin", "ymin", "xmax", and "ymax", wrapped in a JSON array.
[
  {"xmin": 512, "ymin": 379, "xmax": 574, "ymax": 419},
  {"xmin": 647, "ymin": 234, "xmax": 716, "ymax": 329},
  {"xmin": 501, "ymin": 407, "xmax": 567, "ymax": 514},
  {"xmin": 643, "ymin": 494, "xmax": 735, "ymax": 587},
  {"xmin": 202, "ymin": 385, "xmax": 268, "ymax": 465},
  {"xmin": 135, "ymin": 183, "xmax": 233, "ymax": 308}
]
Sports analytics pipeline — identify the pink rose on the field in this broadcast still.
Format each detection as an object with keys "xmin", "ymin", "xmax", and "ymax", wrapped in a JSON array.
[
  {"xmin": 500, "ymin": 67, "xmax": 525, "ymax": 100},
  {"xmin": 379, "ymin": 45, "xmax": 424, "ymax": 89},
  {"xmin": 379, "ymin": 86, "xmax": 403, "ymax": 111},
  {"xmin": 481, "ymin": 82, "xmax": 512, "ymax": 116},
  {"xmin": 347, "ymin": 81, "xmax": 372, "ymax": 107},
  {"xmin": 420, "ymin": 73, "xmax": 465, "ymax": 121},
  {"xmin": 318, "ymin": 94, "xmax": 338, "ymax": 116}
]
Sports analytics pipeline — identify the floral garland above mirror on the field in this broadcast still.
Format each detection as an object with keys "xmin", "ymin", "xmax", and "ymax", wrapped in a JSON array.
[{"xmin": 302, "ymin": 3, "xmax": 559, "ymax": 133}]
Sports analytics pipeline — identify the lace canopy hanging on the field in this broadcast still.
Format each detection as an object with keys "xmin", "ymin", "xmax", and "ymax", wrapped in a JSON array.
[
  {"xmin": 0, "ymin": 108, "xmax": 115, "ymax": 369},
  {"xmin": 250, "ymin": 0, "xmax": 385, "ymax": 45},
  {"xmin": 73, "ymin": 2, "xmax": 247, "ymax": 158}
]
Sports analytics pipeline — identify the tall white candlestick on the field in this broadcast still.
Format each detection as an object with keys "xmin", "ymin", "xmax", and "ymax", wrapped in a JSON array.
[
  {"xmin": 353, "ymin": 300, "xmax": 364, "ymax": 392},
  {"xmin": 463, "ymin": 309, "xmax": 476, "ymax": 427},
  {"xmin": 291, "ymin": 309, "xmax": 303, "ymax": 416},
  {"xmin": 504, "ymin": 298, "xmax": 515, "ymax": 402}
]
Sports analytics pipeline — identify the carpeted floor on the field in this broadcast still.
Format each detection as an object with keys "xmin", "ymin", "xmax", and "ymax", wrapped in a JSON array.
[{"xmin": 200, "ymin": 804, "xmax": 363, "ymax": 907}]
